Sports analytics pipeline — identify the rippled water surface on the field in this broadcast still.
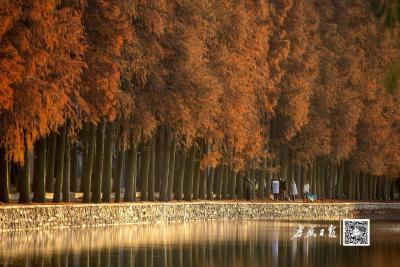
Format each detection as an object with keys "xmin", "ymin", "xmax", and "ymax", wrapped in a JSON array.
[{"xmin": 0, "ymin": 220, "xmax": 399, "ymax": 267}]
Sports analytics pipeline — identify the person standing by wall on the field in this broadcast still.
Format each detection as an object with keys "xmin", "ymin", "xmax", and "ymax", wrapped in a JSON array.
[
  {"xmin": 244, "ymin": 177, "xmax": 255, "ymax": 201},
  {"xmin": 272, "ymin": 178, "xmax": 280, "ymax": 201},
  {"xmin": 303, "ymin": 180, "xmax": 310, "ymax": 202},
  {"xmin": 289, "ymin": 180, "xmax": 298, "ymax": 201}
]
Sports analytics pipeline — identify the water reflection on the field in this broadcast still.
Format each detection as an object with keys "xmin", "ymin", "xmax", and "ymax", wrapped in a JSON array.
[{"xmin": 0, "ymin": 220, "xmax": 399, "ymax": 267}]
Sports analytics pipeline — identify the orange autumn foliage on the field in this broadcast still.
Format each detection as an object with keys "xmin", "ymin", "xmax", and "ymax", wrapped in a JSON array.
[
  {"xmin": 79, "ymin": 0, "xmax": 132, "ymax": 124},
  {"xmin": 0, "ymin": 0, "xmax": 399, "ymax": 178},
  {"xmin": 0, "ymin": 0, "xmax": 86, "ymax": 162}
]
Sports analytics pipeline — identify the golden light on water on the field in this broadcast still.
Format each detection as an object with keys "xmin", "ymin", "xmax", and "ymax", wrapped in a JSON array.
[{"xmin": 0, "ymin": 220, "xmax": 398, "ymax": 267}]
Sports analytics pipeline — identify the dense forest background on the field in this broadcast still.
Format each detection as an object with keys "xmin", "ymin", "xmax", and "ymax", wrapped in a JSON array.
[{"xmin": 0, "ymin": 0, "xmax": 399, "ymax": 203}]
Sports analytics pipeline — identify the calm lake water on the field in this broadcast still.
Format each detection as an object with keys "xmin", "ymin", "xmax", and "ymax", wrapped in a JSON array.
[{"xmin": 0, "ymin": 220, "xmax": 399, "ymax": 267}]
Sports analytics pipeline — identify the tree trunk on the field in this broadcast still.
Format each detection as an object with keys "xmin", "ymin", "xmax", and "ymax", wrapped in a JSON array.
[
  {"xmin": 321, "ymin": 162, "xmax": 327, "ymax": 198},
  {"xmin": 348, "ymin": 171, "xmax": 354, "ymax": 200},
  {"xmin": 382, "ymin": 177, "xmax": 387, "ymax": 200},
  {"xmin": 33, "ymin": 138, "xmax": 46, "ymax": 202},
  {"xmin": 355, "ymin": 172, "xmax": 360, "ymax": 200},
  {"xmin": 63, "ymin": 132, "xmax": 71, "ymax": 202},
  {"xmin": 358, "ymin": 173, "xmax": 363, "ymax": 200},
  {"xmin": 362, "ymin": 172, "xmax": 368, "ymax": 200},
  {"xmin": 383, "ymin": 178, "xmax": 389, "ymax": 200},
  {"xmin": 70, "ymin": 144, "xmax": 78, "ymax": 193},
  {"xmin": 317, "ymin": 161, "xmax": 321, "ymax": 196},
  {"xmin": 250, "ymin": 168, "xmax": 256, "ymax": 200},
  {"xmin": 310, "ymin": 161, "xmax": 315, "ymax": 195},
  {"xmin": 326, "ymin": 163, "xmax": 331, "ymax": 198},
  {"xmin": 325, "ymin": 164, "xmax": 330, "ymax": 198},
  {"xmin": 32, "ymin": 143, "xmax": 40, "ymax": 202},
  {"xmin": 148, "ymin": 137, "xmax": 155, "ymax": 201},
  {"xmin": 15, "ymin": 165, "xmax": 22, "ymax": 197},
  {"xmin": 114, "ymin": 130, "xmax": 125, "ymax": 202},
  {"xmin": 173, "ymin": 149, "xmax": 181, "ymax": 197},
  {"xmin": 258, "ymin": 160, "xmax": 266, "ymax": 199},
  {"xmin": 124, "ymin": 143, "xmax": 138, "ymax": 202},
  {"xmin": 80, "ymin": 127, "xmax": 89, "ymax": 193},
  {"xmin": 199, "ymin": 168, "xmax": 207, "ymax": 200},
  {"xmin": 390, "ymin": 180, "xmax": 395, "ymax": 200},
  {"xmin": 281, "ymin": 146, "xmax": 289, "ymax": 181},
  {"xmin": 342, "ymin": 169, "xmax": 348, "ymax": 199},
  {"xmin": 265, "ymin": 160, "xmax": 272, "ymax": 198},
  {"xmin": 92, "ymin": 120, "xmax": 105, "ymax": 203},
  {"xmin": 299, "ymin": 166, "xmax": 305, "ymax": 195},
  {"xmin": 288, "ymin": 152, "xmax": 295, "ymax": 183},
  {"xmin": 212, "ymin": 164, "xmax": 218, "ymax": 194},
  {"xmin": 45, "ymin": 133, "xmax": 56, "ymax": 192},
  {"xmin": 295, "ymin": 165, "xmax": 301, "ymax": 198},
  {"xmin": 315, "ymin": 160, "xmax": 321, "ymax": 197},
  {"xmin": 229, "ymin": 170, "xmax": 237, "ymax": 199},
  {"xmin": 332, "ymin": 165, "xmax": 338, "ymax": 198},
  {"xmin": 114, "ymin": 148, "xmax": 125, "ymax": 203},
  {"xmin": 377, "ymin": 175, "xmax": 382, "ymax": 200},
  {"xmin": 359, "ymin": 172, "xmax": 364, "ymax": 200},
  {"xmin": 310, "ymin": 162, "xmax": 316, "ymax": 194},
  {"xmin": 222, "ymin": 165, "xmax": 229, "ymax": 200},
  {"xmin": 154, "ymin": 127, "xmax": 163, "ymax": 195},
  {"xmin": 372, "ymin": 175, "xmax": 378, "ymax": 200},
  {"xmin": 349, "ymin": 171, "xmax": 354, "ymax": 200},
  {"xmin": 336, "ymin": 163, "xmax": 344, "ymax": 199},
  {"xmin": 237, "ymin": 173, "xmax": 244, "ymax": 199},
  {"xmin": 370, "ymin": 175, "xmax": 375, "ymax": 200},
  {"xmin": 53, "ymin": 126, "xmax": 66, "ymax": 203},
  {"xmin": 215, "ymin": 165, "xmax": 223, "ymax": 200},
  {"xmin": 82, "ymin": 124, "xmax": 96, "ymax": 203},
  {"xmin": 367, "ymin": 174, "xmax": 372, "ymax": 200},
  {"xmin": 338, "ymin": 162, "xmax": 347, "ymax": 199},
  {"xmin": 140, "ymin": 141, "xmax": 151, "ymax": 201},
  {"xmin": 19, "ymin": 148, "xmax": 32, "ymax": 203},
  {"xmin": 175, "ymin": 150, "xmax": 187, "ymax": 201},
  {"xmin": 198, "ymin": 142, "xmax": 208, "ymax": 199},
  {"xmin": 386, "ymin": 177, "xmax": 392, "ymax": 200},
  {"xmin": 192, "ymin": 145, "xmax": 202, "ymax": 200},
  {"xmin": 167, "ymin": 138, "xmax": 177, "ymax": 201},
  {"xmin": 0, "ymin": 148, "xmax": 10, "ymax": 203},
  {"xmin": 368, "ymin": 174, "xmax": 374, "ymax": 200},
  {"xmin": 102, "ymin": 123, "xmax": 113, "ymax": 202},
  {"xmin": 159, "ymin": 129, "xmax": 171, "ymax": 201},
  {"xmin": 184, "ymin": 145, "xmax": 197, "ymax": 201},
  {"xmin": 328, "ymin": 165, "xmax": 335, "ymax": 199},
  {"xmin": 206, "ymin": 167, "xmax": 215, "ymax": 200}
]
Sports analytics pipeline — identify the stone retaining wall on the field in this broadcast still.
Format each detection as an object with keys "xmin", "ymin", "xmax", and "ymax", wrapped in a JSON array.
[{"xmin": 0, "ymin": 202, "xmax": 399, "ymax": 231}]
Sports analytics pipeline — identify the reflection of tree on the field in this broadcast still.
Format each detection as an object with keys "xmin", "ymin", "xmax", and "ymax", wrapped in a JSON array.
[
  {"xmin": 80, "ymin": 249, "xmax": 90, "ymax": 267},
  {"xmin": 122, "ymin": 246, "xmax": 135, "ymax": 267},
  {"xmin": 1, "ymin": 221, "xmax": 400, "ymax": 266},
  {"xmin": 271, "ymin": 222, "xmax": 279, "ymax": 267},
  {"xmin": 91, "ymin": 248, "xmax": 100, "ymax": 267}
]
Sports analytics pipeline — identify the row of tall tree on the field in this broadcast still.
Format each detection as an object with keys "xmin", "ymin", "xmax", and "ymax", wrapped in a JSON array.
[{"xmin": 0, "ymin": 0, "xmax": 399, "ymax": 203}]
